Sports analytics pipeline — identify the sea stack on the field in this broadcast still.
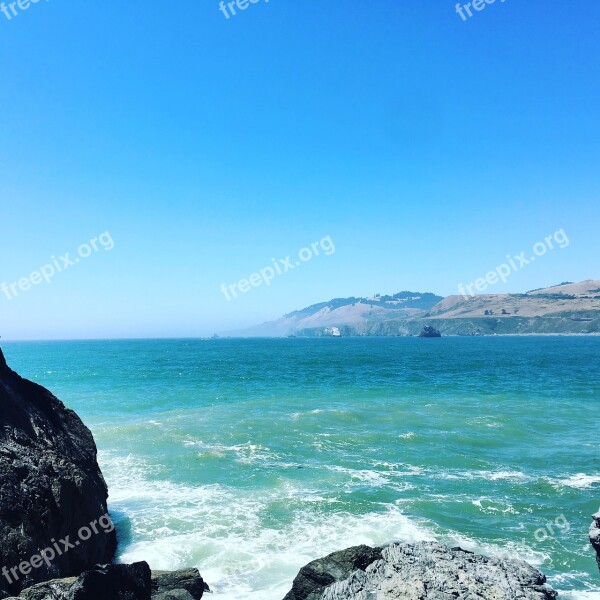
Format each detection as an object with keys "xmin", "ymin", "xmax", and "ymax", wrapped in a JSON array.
[
  {"xmin": 418, "ymin": 325, "xmax": 442, "ymax": 338},
  {"xmin": 0, "ymin": 348, "xmax": 117, "ymax": 597}
]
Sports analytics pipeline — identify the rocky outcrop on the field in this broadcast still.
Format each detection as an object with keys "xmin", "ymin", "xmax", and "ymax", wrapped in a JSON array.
[
  {"xmin": 283, "ymin": 545, "xmax": 383, "ymax": 600},
  {"xmin": 10, "ymin": 563, "xmax": 208, "ymax": 600},
  {"xmin": 0, "ymin": 347, "xmax": 210, "ymax": 600},
  {"xmin": 284, "ymin": 541, "xmax": 557, "ymax": 600},
  {"xmin": 590, "ymin": 509, "xmax": 600, "ymax": 571},
  {"xmin": 151, "ymin": 569, "xmax": 209, "ymax": 600},
  {"xmin": 16, "ymin": 563, "xmax": 151, "ymax": 600},
  {"xmin": 418, "ymin": 325, "xmax": 442, "ymax": 338},
  {"xmin": 0, "ymin": 348, "xmax": 117, "ymax": 597}
]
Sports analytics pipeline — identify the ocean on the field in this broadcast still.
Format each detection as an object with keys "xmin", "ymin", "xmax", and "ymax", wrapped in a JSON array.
[{"xmin": 3, "ymin": 337, "xmax": 600, "ymax": 599}]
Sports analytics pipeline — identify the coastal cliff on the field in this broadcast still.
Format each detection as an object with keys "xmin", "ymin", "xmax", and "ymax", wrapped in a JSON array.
[{"xmin": 229, "ymin": 280, "xmax": 600, "ymax": 337}]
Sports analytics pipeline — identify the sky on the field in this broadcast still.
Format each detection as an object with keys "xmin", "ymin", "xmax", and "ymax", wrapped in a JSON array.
[{"xmin": 0, "ymin": 0, "xmax": 599, "ymax": 340}]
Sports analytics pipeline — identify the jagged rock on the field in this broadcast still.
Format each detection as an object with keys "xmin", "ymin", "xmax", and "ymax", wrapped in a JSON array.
[
  {"xmin": 65, "ymin": 563, "xmax": 150, "ymax": 600},
  {"xmin": 590, "ymin": 509, "xmax": 600, "ymax": 571},
  {"xmin": 418, "ymin": 325, "xmax": 442, "ymax": 338},
  {"xmin": 151, "ymin": 569, "xmax": 209, "ymax": 599},
  {"xmin": 283, "ymin": 541, "xmax": 557, "ymax": 600},
  {"xmin": 283, "ymin": 545, "xmax": 382, "ymax": 600},
  {"xmin": 153, "ymin": 593, "xmax": 192, "ymax": 600},
  {"xmin": 0, "ymin": 348, "xmax": 117, "ymax": 597},
  {"xmin": 16, "ymin": 563, "xmax": 150, "ymax": 600},
  {"xmin": 0, "ymin": 349, "xmax": 209, "ymax": 600},
  {"xmin": 13, "ymin": 564, "xmax": 207, "ymax": 600},
  {"xmin": 10, "ymin": 577, "xmax": 74, "ymax": 600}
]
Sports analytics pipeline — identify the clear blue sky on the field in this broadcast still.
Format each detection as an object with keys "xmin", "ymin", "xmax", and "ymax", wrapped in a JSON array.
[{"xmin": 1, "ymin": 0, "xmax": 599, "ymax": 340}]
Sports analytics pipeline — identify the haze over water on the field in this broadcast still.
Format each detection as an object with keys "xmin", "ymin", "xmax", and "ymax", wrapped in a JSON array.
[{"xmin": 4, "ymin": 337, "xmax": 600, "ymax": 599}]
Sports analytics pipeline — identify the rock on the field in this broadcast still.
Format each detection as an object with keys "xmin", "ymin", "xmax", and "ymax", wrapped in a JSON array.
[
  {"xmin": 283, "ymin": 541, "xmax": 557, "ymax": 600},
  {"xmin": 14, "ymin": 564, "xmax": 207, "ymax": 600},
  {"xmin": 16, "ymin": 577, "xmax": 75, "ymax": 600},
  {"xmin": 67, "ymin": 563, "xmax": 151, "ymax": 600},
  {"xmin": 151, "ymin": 569, "xmax": 209, "ymax": 599},
  {"xmin": 0, "ymin": 348, "xmax": 117, "ymax": 597},
  {"xmin": 418, "ymin": 325, "xmax": 442, "ymax": 338},
  {"xmin": 590, "ymin": 509, "xmax": 600, "ymax": 571},
  {"xmin": 0, "ymin": 349, "xmax": 209, "ymax": 600},
  {"xmin": 17, "ymin": 562, "xmax": 151, "ymax": 600},
  {"xmin": 153, "ymin": 592, "xmax": 193, "ymax": 600},
  {"xmin": 283, "ymin": 545, "xmax": 382, "ymax": 600}
]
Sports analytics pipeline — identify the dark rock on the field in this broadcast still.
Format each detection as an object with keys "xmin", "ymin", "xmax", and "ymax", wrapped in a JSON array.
[
  {"xmin": 0, "ymin": 348, "xmax": 117, "ymax": 597},
  {"xmin": 283, "ymin": 541, "xmax": 557, "ymax": 600},
  {"xmin": 18, "ymin": 562, "xmax": 151, "ymax": 600},
  {"xmin": 590, "ymin": 509, "xmax": 600, "ymax": 571},
  {"xmin": 151, "ymin": 569, "xmax": 208, "ymax": 599},
  {"xmin": 153, "ymin": 592, "xmax": 194, "ymax": 600},
  {"xmin": 283, "ymin": 545, "xmax": 383, "ymax": 600},
  {"xmin": 15, "ymin": 577, "xmax": 74, "ymax": 600},
  {"xmin": 418, "ymin": 325, "xmax": 442, "ymax": 338},
  {"xmin": 14, "ymin": 565, "xmax": 207, "ymax": 600},
  {"xmin": 68, "ymin": 563, "xmax": 150, "ymax": 600}
]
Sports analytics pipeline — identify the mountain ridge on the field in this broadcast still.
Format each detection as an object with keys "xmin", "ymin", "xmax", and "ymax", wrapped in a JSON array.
[{"xmin": 223, "ymin": 280, "xmax": 600, "ymax": 337}]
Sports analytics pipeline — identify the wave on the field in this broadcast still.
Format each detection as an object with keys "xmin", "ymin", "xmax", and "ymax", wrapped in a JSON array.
[
  {"xmin": 98, "ymin": 451, "xmax": 599, "ymax": 599},
  {"xmin": 549, "ymin": 473, "xmax": 600, "ymax": 489},
  {"xmin": 99, "ymin": 451, "xmax": 435, "ymax": 599},
  {"xmin": 181, "ymin": 439, "xmax": 282, "ymax": 463}
]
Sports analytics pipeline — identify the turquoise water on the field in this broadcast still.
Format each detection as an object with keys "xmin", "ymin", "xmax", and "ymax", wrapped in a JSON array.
[{"xmin": 4, "ymin": 337, "xmax": 600, "ymax": 599}]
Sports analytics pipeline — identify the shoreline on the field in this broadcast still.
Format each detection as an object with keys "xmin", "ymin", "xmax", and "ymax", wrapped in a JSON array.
[{"xmin": 3, "ymin": 332, "xmax": 600, "ymax": 343}]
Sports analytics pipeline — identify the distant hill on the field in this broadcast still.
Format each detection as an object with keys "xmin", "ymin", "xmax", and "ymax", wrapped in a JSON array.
[
  {"xmin": 225, "ymin": 292, "xmax": 443, "ymax": 337},
  {"xmin": 224, "ymin": 280, "xmax": 600, "ymax": 337}
]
